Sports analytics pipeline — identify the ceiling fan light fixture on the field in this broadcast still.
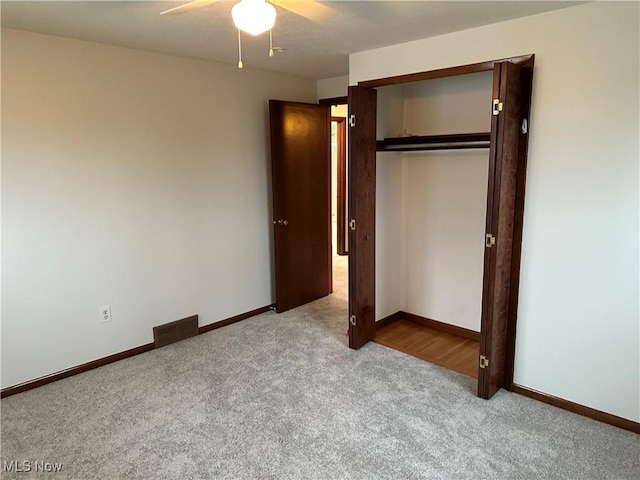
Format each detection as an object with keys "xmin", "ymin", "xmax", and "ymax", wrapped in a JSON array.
[{"xmin": 232, "ymin": 0, "xmax": 276, "ymax": 36}]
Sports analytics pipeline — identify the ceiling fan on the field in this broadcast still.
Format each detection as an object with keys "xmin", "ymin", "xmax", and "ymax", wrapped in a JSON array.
[{"xmin": 161, "ymin": 0, "xmax": 336, "ymax": 68}]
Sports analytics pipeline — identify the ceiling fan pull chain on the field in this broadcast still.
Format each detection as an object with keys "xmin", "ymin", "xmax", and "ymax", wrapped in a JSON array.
[
  {"xmin": 269, "ymin": 29, "xmax": 274, "ymax": 58},
  {"xmin": 237, "ymin": 29, "xmax": 243, "ymax": 69}
]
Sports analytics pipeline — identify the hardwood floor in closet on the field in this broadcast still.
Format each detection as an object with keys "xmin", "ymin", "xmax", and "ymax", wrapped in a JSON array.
[{"xmin": 374, "ymin": 319, "xmax": 480, "ymax": 378}]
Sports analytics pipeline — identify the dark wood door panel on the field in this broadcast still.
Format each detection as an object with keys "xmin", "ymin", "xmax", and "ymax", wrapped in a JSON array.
[
  {"xmin": 478, "ymin": 61, "xmax": 523, "ymax": 399},
  {"xmin": 270, "ymin": 100, "xmax": 331, "ymax": 313},
  {"xmin": 348, "ymin": 86, "xmax": 377, "ymax": 349},
  {"xmin": 504, "ymin": 56, "xmax": 535, "ymax": 389}
]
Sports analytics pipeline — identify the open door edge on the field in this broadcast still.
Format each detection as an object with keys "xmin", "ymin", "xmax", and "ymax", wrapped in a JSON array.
[
  {"xmin": 478, "ymin": 61, "xmax": 524, "ymax": 399},
  {"xmin": 347, "ymin": 85, "xmax": 377, "ymax": 349}
]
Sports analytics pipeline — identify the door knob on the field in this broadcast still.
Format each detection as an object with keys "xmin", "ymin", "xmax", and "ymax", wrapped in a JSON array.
[{"xmin": 274, "ymin": 219, "xmax": 288, "ymax": 225}]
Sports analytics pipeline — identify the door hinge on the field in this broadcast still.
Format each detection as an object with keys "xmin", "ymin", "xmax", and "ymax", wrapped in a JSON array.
[
  {"xmin": 350, "ymin": 315, "xmax": 356, "ymax": 326},
  {"xmin": 349, "ymin": 114, "xmax": 356, "ymax": 127},
  {"xmin": 349, "ymin": 219, "xmax": 356, "ymax": 231},
  {"xmin": 492, "ymin": 98, "xmax": 503, "ymax": 116},
  {"xmin": 480, "ymin": 355, "xmax": 490, "ymax": 369},
  {"xmin": 485, "ymin": 233, "xmax": 496, "ymax": 248}
]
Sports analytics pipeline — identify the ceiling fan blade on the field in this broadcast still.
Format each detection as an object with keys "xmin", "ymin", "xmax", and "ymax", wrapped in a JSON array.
[
  {"xmin": 272, "ymin": 1, "xmax": 336, "ymax": 23},
  {"xmin": 160, "ymin": 0, "xmax": 221, "ymax": 16}
]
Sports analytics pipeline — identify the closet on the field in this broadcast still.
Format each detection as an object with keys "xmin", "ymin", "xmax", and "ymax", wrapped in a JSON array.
[{"xmin": 347, "ymin": 56, "xmax": 534, "ymax": 399}]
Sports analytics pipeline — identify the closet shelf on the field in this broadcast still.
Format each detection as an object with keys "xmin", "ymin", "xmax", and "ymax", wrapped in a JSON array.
[{"xmin": 377, "ymin": 132, "xmax": 491, "ymax": 152}]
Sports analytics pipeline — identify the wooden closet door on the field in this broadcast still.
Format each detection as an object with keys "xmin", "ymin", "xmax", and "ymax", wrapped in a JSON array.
[
  {"xmin": 348, "ymin": 86, "xmax": 377, "ymax": 349},
  {"xmin": 478, "ymin": 62, "xmax": 523, "ymax": 399}
]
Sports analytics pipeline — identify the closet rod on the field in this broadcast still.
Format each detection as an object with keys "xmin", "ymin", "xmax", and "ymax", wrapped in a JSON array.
[
  {"xmin": 377, "ymin": 132, "xmax": 490, "ymax": 152},
  {"xmin": 378, "ymin": 141, "xmax": 490, "ymax": 152}
]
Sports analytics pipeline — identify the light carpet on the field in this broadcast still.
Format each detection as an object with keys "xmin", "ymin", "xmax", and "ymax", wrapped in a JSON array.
[{"xmin": 1, "ymin": 256, "xmax": 638, "ymax": 479}]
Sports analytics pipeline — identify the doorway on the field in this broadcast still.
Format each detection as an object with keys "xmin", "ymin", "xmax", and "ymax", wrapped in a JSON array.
[
  {"xmin": 348, "ymin": 56, "xmax": 535, "ymax": 399},
  {"xmin": 321, "ymin": 98, "xmax": 349, "ymax": 299},
  {"xmin": 269, "ymin": 98, "xmax": 349, "ymax": 313}
]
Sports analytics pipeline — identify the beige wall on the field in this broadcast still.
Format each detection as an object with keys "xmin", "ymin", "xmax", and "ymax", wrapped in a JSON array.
[
  {"xmin": 317, "ymin": 75, "xmax": 348, "ymax": 101},
  {"xmin": 351, "ymin": 2, "xmax": 640, "ymax": 421},
  {"xmin": 1, "ymin": 28, "xmax": 316, "ymax": 388}
]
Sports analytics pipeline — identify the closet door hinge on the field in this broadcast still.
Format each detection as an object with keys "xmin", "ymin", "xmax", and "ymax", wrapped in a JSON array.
[
  {"xmin": 492, "ymin": 98, "xmax": 503, "ymax": 116},
  {"xmin": 350, "ymin": 315, "xmax": 356, "ymax": 326},
  {"xmin": 349, "ymin": 219, "xmax": 356, "ymax": 231},
  {"xmin": 349, "ymin": 114, "xmax": 356, "ymax": 127},
  {"xmin": 485, "ymin": 233, "xmax": 496, "ymax": 248},
  {"xmin": 480, "ymin": 355, "xmax": 490, "ymax": 369}
]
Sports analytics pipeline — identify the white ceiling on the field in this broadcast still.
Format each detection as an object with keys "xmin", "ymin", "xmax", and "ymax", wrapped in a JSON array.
[{"xmin": 1, "ymin": 1, "xmax": 584, "ymax": 79}]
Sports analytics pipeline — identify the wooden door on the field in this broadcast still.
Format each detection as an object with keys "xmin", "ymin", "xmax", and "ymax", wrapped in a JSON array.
[
  {"xmin": 478, "ymin": 62, "xmax": 523, "ymax": 399},
  {"xmin": 347, "ymin": 86, "xmax": 377, "ymax": 349},
  {"xmin": 269, "ymin": 100, "xmax": 331, "ymax": 313}
]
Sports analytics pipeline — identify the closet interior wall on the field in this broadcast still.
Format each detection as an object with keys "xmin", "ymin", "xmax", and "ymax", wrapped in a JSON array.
[{"xmin": 375, "ymin": 71, "xmax": 494, "ymax": 332}]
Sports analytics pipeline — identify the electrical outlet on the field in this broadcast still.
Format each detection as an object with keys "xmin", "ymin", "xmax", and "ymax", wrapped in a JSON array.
[{"xmin": 99, "ymin": 306, "xmax": 111, "ymax": 323}]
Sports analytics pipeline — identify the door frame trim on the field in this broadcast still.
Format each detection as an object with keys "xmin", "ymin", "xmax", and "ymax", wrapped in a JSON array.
[
  {"xmin": 319, "ymin": 96, "xmax": 348, "ymax": 106},
  {"xmin": 354, "ymin": 54, "xmax": 534, "ymax": 391},
  {"xmin": 358, "ymin": 54, "xmax": 533, "ymax": 88},
  {"xmin": 331, "ymin": 116, "xmax": 348, "ymax": 256}
]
